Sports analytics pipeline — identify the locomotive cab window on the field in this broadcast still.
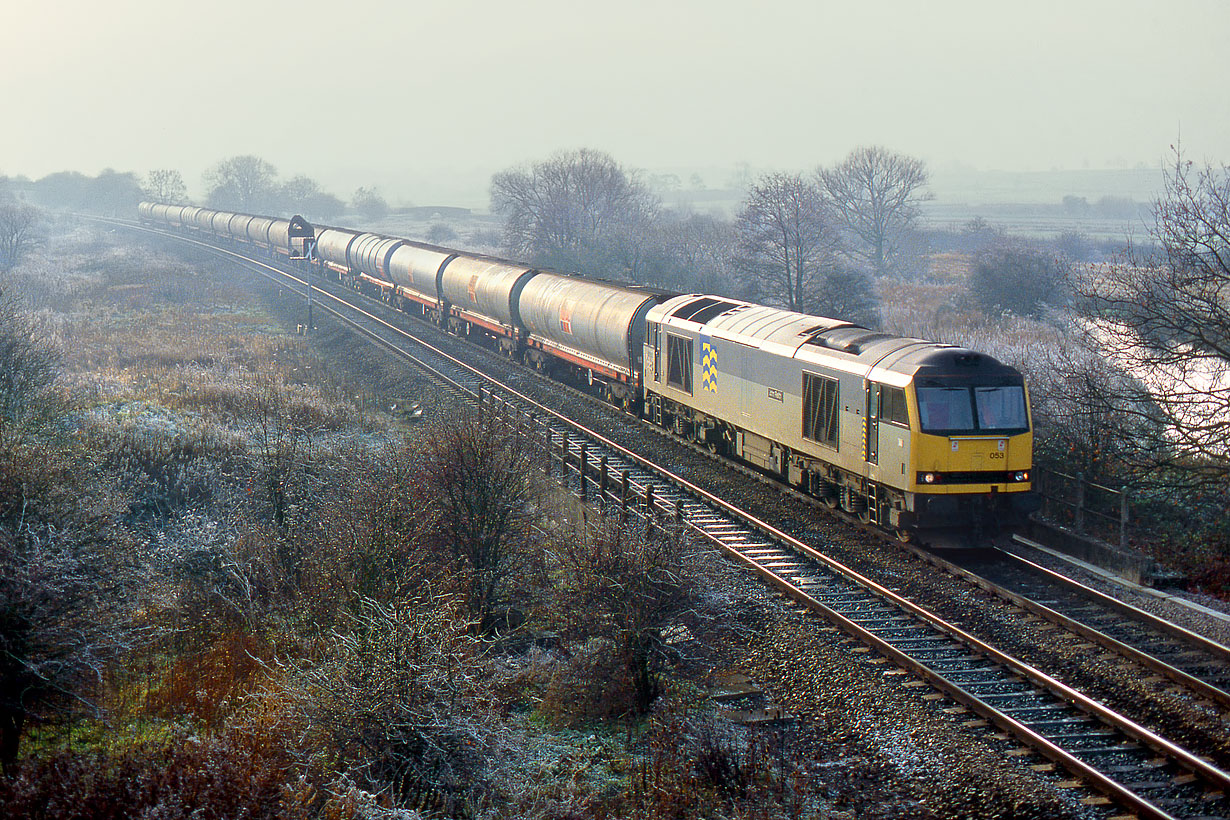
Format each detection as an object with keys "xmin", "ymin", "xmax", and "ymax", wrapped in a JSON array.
[
  {"xmin": 917, "ymin": 383, "xmax": 1028, "ymax": 435},
  {"xmin": 879, "ymin": 386, "xmax": 909, "ymax": 426},
  {"xmin": 917, "ymin": 387, "xmax": 974, "ymax": 433},
  {"xmin": 802, "ymin": 373, "xmax": 839, "ymax": 448},
  {"xmin": 974, "ymin": 386, "xmax": 1028, "ymax": 431},
  {"xmin": 666, "ymin": 334, "xmax": 692, "ymax": 394}
]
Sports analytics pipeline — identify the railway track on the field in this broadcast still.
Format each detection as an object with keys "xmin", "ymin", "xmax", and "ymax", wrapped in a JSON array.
[
  {"xmin": 936, "ymin": 545, "xmax": 1230, "ymax": 709},
  {"xmin": 113, "ymin": 220, "xmax": 1230, "ymax": 818}
]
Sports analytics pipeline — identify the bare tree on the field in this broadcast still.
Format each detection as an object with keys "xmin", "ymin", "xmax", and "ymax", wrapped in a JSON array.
[
  {"xmin": 0, "ymin": 303, "xmax": 138, "ymax": 768},
  {"xmin": 490, "ymin": 148, "xmax": 658, "ymax": 276},
  {"xmin": 426, "ymin": 222, "xmax": 458, "ymax": 244},
  {"xmin": 736, "ymin": 172, "xmax": 847, "ymax": 314},
  {"xmin": 819, "ymin": 145, "xmax": 931, "ymax": 276},
  {"xmin": 280, "ymin": 175, "xmax": 344, "ymax": 220},
  {"xmin": 204, "ymin": 155, "xmax": 278, "ymax": 212},
  {"xmin": 0, "ymin": 204, "xmax": 43, "ymax": 273},
  {"xmin": 142, "ymin": 169, "xmax": 187, "ymax": 204},
  {"xmin": 819, "ymin": 262, "xmax": 881, "ymax": 327},
  {"xmin": 0, "ymin": 525, "xmax": 141, "ymax": 771},
  {"xmin": 314, "ymin": 443, "xmax": 434, "ymax": 609},
  {"xmin": 243, "ymin": 376, "xmax": 317, "ymax": 530},
  {"xmin": 1069, "ymin": 148, "xmax": 1230, "ymax": 493},
  {"xmin": 1028, "ymin": 343, "xmax": 1160, "ymax": 483},
  {"xmin": 20, "ymin": 170, "xmax": 140, "ymax": 215},
  {"xmin": 421, "ymin": 415, "xmax": 537, "ymax": 631},
  {"xmin": 642, "ymin": 211, "xmax": 739, "ymax": 294},
  {"xmin": 285, "ymin": 594, "xmax": 497, "ymax": 810},
  {"xmin": 550, "ymin": 518, "xmax": 702, "ymax": 715}
]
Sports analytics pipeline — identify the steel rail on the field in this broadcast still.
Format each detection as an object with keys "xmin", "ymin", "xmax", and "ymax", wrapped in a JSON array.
[
  {"xmin": 1000, "ymin": 546, "xmax": 1230, "ymax": 665},
  {"xmin": 231, "ymin": 240, "xmax": 1230, "ymax": 817},
  {"xmin": 908, "ymin": 542, "xmax": 1230, "ymax": 710},
  {"xmin": 110, "ymin": 219, "xmax": 1230, "ymax": 818}
]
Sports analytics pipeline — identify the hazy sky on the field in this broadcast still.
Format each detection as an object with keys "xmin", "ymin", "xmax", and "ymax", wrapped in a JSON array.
[{"xmin": 2, "ymin": 0, "xmax": 1226, "ymax": 206}]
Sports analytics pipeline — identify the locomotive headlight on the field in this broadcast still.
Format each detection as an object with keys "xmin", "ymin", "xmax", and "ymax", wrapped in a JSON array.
[
  {"xmin": 922, "ymin": 472, "xmax": 937, "ymax": 484},
  {"xmin": 1014, "ymin": 471, "xmax": 1029, "ymax": 482}
]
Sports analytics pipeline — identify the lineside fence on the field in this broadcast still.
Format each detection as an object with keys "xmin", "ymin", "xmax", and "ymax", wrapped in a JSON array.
[
  {"xmin": 1036, "ymin": 468, "xmax": 1132, "ymax": 550},
  {"xmin": 477, "ymin": 388, "xmax": 689, "ymax": 535},
  {"xmin": 478, "ymin": 389, "xmax": 1142, "ymax": 557}
]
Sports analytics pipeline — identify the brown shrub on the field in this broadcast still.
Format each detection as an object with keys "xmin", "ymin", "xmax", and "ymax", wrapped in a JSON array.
[
  {"xmin": 146, "ymin": 631, "xmax": 274, "ymax": 729},
  {"xmin": 627, "ymin": 701, "xmax": 818, "ymax": 820},
  {"xmin": 0, "ymin": 727, "xmax": 299, "ymax": 820},
  {"xmin": 288, "ymin": 441, "xmax": 435, "ymax": 625},
  {"xmin": 536, "ymin": 639, "xmax": 637, "ymax": 726},
  {"xmin": 419, "ymin": 414, "xmax": 539, "ymax": 631}
]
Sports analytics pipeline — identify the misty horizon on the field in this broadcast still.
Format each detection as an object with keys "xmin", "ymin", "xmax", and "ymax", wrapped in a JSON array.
[{"xmin": 3, "ymin": 0, "xmax": 1226, "ymax": 211}]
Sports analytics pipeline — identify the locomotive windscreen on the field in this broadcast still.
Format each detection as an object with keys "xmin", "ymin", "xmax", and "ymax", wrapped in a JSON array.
[{"xmin": 917, "ymin": 385, "xmax": 1027, "ymax": 435}]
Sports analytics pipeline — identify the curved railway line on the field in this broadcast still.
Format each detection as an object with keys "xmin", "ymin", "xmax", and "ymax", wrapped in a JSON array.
[{"xmin": 107, "ymin": 217, "xmax": 1230, "ymax": 819}]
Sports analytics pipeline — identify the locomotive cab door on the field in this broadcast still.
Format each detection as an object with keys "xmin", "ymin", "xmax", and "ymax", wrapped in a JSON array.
[
  {"xmin": 865, "ymin": 381, "xmax": 880, "ymax": 465},
  {"xmin": 650, "ymin": 321, "xmax": 661, "ymax": 383}
]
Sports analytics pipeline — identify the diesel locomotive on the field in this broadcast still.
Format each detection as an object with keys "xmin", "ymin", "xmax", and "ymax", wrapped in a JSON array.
[{"xmin": 138, "ymin": 201, "xmax": 1039, "ymax": 540}]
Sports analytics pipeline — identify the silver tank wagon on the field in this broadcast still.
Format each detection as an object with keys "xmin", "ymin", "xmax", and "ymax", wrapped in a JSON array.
[
  {"xmin": 385, "ymin": 244, "xmax": 453, "ymax": 305},
  {"xmin": 439, "ymin": 256, "xmax": 536, "ymax": 334},
  {"xmin": 517, "ymin": 272, "xmax": 662, "ymax": 377}
]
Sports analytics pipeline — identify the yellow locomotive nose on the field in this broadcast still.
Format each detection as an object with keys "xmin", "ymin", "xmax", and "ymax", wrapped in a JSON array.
[
  {"xmin": 914, "ymin": 431, "xmax": 1034, "ymax": 492},
  {"xmin": 950, "ymin": 436, "xmax": 1008, "ymax": 470}
]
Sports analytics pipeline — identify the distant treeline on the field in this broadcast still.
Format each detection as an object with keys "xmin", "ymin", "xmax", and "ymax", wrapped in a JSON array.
[{"xmin": 2, "ymin": 170, "xmax": 144, "ymax": 216}]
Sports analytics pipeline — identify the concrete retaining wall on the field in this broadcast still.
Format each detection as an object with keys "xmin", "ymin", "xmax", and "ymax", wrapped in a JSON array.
[{"xmin": 1022, "ymin": 517, "xmax": 1166, "ymax": 585}]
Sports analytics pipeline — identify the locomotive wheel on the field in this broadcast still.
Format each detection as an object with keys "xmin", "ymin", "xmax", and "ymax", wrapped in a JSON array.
[
  {"xmin": 820, "ymin": 493, "xmax": 838, "ymax": 509},
  {"xmin": 895, "ymin": 528, "xmax": 914, "ymax": 543}
]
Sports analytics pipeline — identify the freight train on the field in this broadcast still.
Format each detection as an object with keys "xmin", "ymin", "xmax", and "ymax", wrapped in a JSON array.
[{"xmin": 138, "ymin": 201, "xmax": 1039, "ymax": 541}]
